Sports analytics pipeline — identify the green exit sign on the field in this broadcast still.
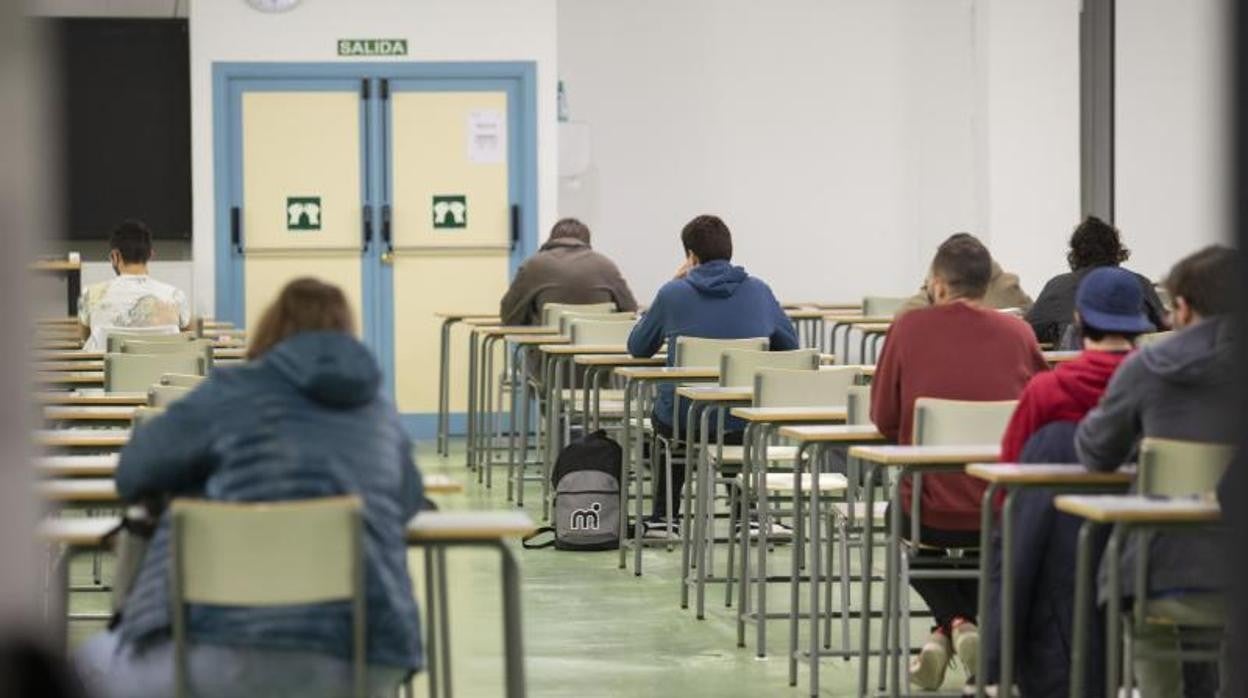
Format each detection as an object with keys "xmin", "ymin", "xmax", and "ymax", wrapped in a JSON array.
[{"xmin": 337, "ymin": 39, "xmax": 408, "ymax": 57}]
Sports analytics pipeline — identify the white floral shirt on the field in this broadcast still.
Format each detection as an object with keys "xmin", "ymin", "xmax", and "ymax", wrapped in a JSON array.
[{"xmin": 78, "ymin": 274, "xmax": 191, "ymax": 351}]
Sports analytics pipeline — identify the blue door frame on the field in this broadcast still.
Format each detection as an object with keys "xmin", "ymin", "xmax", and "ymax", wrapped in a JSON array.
[{"xmin": 212, "ymin": 61, "xmax": 538, "ymax": 433}]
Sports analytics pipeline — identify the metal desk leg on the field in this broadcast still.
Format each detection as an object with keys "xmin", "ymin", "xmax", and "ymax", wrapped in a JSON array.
[
  {"xmin": 1000, "ymin": 489, "xmax": 1018, "ymax": 694},
  {"xmin": 436, "ymin": 547, "xmax": 452, "ymax": 698},
  {"xmin": 437, "ymin": 318, "xmax": 455, "ymax": 457},
  {"xmin": 497, "ymin": 541, "xmax": 527, "ymax": 698},
  {"xmin": 975, "ymin": 482, "xmax": 1000, "ymax": 698},
  {"xmin": 621, "ymin": 378, "xmax": 635, "ymax": 571},
  {"xmin": 1105, "ymin": 526, "xmax": 1123, "ymax": 698},
  {"xmin": 679, "ymin": 402, "xmax": 701, "ymax": 610},
  {"xmin": 1069, "ymin": 520, "xmax": 1096, "ymax": 698},
  {"xmin": 857, "ymin": 462, "xmax": 877, "ymax": 697},
  {"xmin": 466, "ymin": 330, "xmax": 479, "ymax": 469},
  {"xmin": 508, "ymin": 344, "xmax": 524, "ymax": 503},
  {"xmin": 809, "ymin": 443, "xmax": 824, "ymax": 696},
  {"xmin": 788, "ymin": 442, "xmax": 812, "ymax": 686},
  {"xmin": 757, "ymin": 425, "xmax": 774, "ymax": 657},
  {"xmin": 883, "ymin": 472, "xmax": 901, "ymax": 697},
  {"xmin": 423, "ymin": 547, "xmax": 440, "ymax": 698},
  {"xmin": 736, "ymin": 422, "xmax": 756, "ymax": 648}
]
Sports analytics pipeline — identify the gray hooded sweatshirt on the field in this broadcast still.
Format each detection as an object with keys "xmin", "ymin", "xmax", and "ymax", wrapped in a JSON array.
[{"xmin": 1075, "ymin": 316, "xmax": 1235, "ymax": 600}]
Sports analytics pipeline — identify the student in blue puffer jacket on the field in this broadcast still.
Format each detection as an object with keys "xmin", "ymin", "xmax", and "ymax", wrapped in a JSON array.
[{"xmin": 76, "ymin": 278, "xmax": 425, "ymax": 698}]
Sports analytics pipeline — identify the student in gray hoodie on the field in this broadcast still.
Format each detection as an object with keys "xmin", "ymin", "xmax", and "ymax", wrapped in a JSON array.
[{"xmin": 1075, "ymin": 245, "xmax": 1238, "ymax": 698}]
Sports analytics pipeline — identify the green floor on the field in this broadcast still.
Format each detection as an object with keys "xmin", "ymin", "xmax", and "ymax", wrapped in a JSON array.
[{"xmin": 65, "ymin": 439, "xmax": 972, "ymax": 697}]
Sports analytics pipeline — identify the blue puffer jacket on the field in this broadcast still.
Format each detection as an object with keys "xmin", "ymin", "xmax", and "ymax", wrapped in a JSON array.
[{"xmin": 114, "ymin": 331, "xmax": 424, "ymax": 670}]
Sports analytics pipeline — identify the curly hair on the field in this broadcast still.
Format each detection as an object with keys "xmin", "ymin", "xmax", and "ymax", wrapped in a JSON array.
[{"xmin": 1067, "ymin": 216, "xmax": 1130, "ymax": 271}]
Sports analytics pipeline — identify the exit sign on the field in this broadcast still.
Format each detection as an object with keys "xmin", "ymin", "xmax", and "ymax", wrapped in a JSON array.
[{"xmin": 337, "ymin": 39, "xmax": 408, "ymax": 57}]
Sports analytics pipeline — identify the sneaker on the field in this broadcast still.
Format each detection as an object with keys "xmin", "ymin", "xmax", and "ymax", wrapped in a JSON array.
[
  {"xmin": 951, "ymin": 618, "xmax": 979, "ymax": 678},
  {"xmin": 642, "ymin": 520, "xmax": 680, "ymax": 540},
  {"xmin": 908, "ymin": 629, "xmax": 951, "ymax": 691},
  {"xmin": 735, "ymin": 518, "xmax": 794, "ymax": 542}
]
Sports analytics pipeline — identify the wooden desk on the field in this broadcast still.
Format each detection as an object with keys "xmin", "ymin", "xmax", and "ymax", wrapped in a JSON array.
[
  {"xmin": 1043, "ymin": 350, "xmax": 1081, "ymax": 365},
  {"xmin": 733, "ymin": 406, "xmax": 850, "ymax": 424},
  {"xmin": 965, "ymin": 465, "xmax": 1134, "ymax": 695},
  {"xmin": 847, "ymin": 444, "xmax": 1000, "ymax": 465},
  {"xmin": 423, "ymin": 474, "xmax": 463, "ymax": 495},
  {"xmin": 434, "ymin": 313, "xmax": 500, "ymax": 456},
  {"xmin": 826, "ymin": 316, "xmax": 896, "ymax": 364},
  {"xmin": 35, "ymin": 350, "xmax": 103, "ymax": 361},
  {"xmin": 35, "ymin": 428, "xmax": 130, "ymax": 449},
  {"xmin": 37, "ymin": 339, "xmax": 83, "ymax": 350},
  {"xmin": 37, "ymin": 455, "xmax": 118, "ymax": 477},
  {"xmin": 1054, "ymin": 494, "xmax": 1222, "ymax": 698},
  {"xmin": 38, "ymin": 515, "xmax": 119, "ymax": 546},
  {"xmin": 35, "ymin": 391, "xmax": 148, "ymax": 406},
  {"xmin": 36, "ymin": 360, "xmax": 104, "ymax": 372},
  {"xmin": 674, "ymin": 385, "xmax": 753, "ymax": 403},
  {"xmin": 574, "ymin": 353, "xmax": 665, "ymax": 367},
  {"xmin": 44, "ymin": 405, "xmax": 138, "ymax": 423},
  {"xmin": 406, "ymin": 510, "xmax": 535, "ymax": 698},
  {"xmin": 37, "ymin": 371, "xmax": 104, "ymax": 387},
  {"xmin": 465, "ymin": 325, "xmax": 558, "ymax": 475},
  {"xmin": 37, "ymin": 514, "xmax": 119, "ymax": 645},
  {"xmin": 37, "ymin": 478, "xmax": 119, "ymax": 503}
]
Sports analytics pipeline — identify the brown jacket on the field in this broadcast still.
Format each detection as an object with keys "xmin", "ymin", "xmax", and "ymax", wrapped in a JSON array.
[
  {"xmin": 499, "ymin": 238, "xmax": 638, "ymax": 325},
  {"xmin": 894, "ymin": 261, "xmax": 1033, "ymax": 317}
]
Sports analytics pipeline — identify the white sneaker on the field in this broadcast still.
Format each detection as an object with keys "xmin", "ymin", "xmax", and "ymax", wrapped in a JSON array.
[
  {"xmin": 909, "ymin": 630, "xmax": 951, "ymax": 691},
  {"xmin": 642, "ymin": 520, "xmax": 680, "ymax": 540}
]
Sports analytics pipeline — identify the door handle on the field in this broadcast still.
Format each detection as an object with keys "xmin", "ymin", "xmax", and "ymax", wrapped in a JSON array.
[
  {"xmin": 382, "ymin": 204, "xmax": 393, "ymax": 253},
  {"xmin": 230, "ymin": 206, "xmax": 244, "ymax": 256},
  {"xmin": 362, "ymin": 204, "xmax": 374, "ymax": 253},
  {"xmin": 510, "ymin": 204, "xmax": 520, "ymax": 252}
]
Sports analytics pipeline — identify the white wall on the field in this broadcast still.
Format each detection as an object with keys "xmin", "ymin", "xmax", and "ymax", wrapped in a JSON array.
[
  {"xmin": 558, "ymin": 0, "xmax": 1082, "ymax": 304},
  {"xmin": 1116, "ymin": 0, "xmax": 1231, "ymax": 281},
  {"xmin": 188, "ymin": 0, "xmax": 558, "ymax": 316}
]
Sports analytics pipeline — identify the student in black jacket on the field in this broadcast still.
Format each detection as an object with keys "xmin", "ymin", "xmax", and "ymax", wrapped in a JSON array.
[{"xmin": 1026, "ymin": 216, "xmax": 1167, "ymax": 346}]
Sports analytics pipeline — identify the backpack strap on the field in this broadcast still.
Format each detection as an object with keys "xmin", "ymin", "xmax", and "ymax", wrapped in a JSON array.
[{"xmin": 521, "ymin": 527, "xmax": 557, "ymax": 549}]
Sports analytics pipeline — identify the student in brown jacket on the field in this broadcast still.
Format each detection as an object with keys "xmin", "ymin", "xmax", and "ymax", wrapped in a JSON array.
[
  {"xmin": 499, "ymin": 218, "xmax": 638, "ymax": 325},
  {"xmin": 893, "ymin": 233, "xmax": 1033, "ymax": 317}
]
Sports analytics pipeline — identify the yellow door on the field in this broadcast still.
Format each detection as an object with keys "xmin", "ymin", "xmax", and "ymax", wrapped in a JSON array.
[
  {"xmin": 240, "ymin": 90, "xmax": 365, "ymax": 332},
  {"xmin": 388, "ymin": 89, "xmax": 512, "ymax": 414}
]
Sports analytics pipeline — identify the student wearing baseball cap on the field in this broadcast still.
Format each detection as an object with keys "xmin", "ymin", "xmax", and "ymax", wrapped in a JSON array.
[{"xmin": 982, "ymin": 266, "xmax": 1155, "ymax": 697}]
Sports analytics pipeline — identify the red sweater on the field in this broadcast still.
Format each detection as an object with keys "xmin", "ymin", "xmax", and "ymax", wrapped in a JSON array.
[
  {"xmin": 871, "ymin": 302, "xmax": 1048, "ymax": 530},
  {"xmin": 998, "ymin": 349, "xmax": 1129, "ymax": 462}
]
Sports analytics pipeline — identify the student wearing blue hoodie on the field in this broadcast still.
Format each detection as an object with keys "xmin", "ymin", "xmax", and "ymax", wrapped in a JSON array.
[
  {"xmin": 75, "ymin": 278, "xmax": 424, "ymax": 698},
  {"xmin": 627, "ymin": 215, "xmax": 799, "ymax": 532}
]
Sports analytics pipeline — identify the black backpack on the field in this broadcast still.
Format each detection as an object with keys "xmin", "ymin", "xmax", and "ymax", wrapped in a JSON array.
[{"xmin": 522, "ymin": 430, "xmax": 622, "ymax": 551}]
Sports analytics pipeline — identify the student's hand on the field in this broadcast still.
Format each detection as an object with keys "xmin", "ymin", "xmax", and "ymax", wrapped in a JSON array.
[{"xmin": 674, "ymin": 258, "xmax": 695, "ymax": 279}]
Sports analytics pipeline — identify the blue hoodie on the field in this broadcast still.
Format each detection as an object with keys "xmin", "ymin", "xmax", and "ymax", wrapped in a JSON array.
[
  {"xmin": 114, "ymin": 331, "xmax": 424, "ymax": 670},
  {"xmin": 627, "ymin": 259, "xmax": 799, "ymax": 431}
]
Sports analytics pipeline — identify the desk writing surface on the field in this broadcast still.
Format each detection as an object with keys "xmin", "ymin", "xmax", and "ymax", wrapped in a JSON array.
[
  {"xmin": 965, "ymin": 463, "xmax": 1135, "ymax": 485},
  {"xmin": 36, "ymin": 350, "xmax": 104, "ymax": 361},
  {"xmin": 731, "ymin": 406, "xmax": 849, "ymax": 423},
  {"xmin": 786, "ymin": 308, "xmax": 830, "ymax": 320},
  {"xmin": 37, "ymin": 516, "xmax": 120, "ymax": 546},
  {"xmin": 776, "ymin": 424, "xmax": 886, "ymax": 442},
  {"xmin": 615, "ymin": 366, "xmax": 719, "ymax": 381},
  {"xmin": 215, "ymin": 347, "xmax": 246, "ymax": 360},
  {"xmin": 857, "ymin": 323, "xmax": 893, "ymax": 334},
  {"xmin": 37, "ymin": 454, "xmax": 119, "ymax": 477},
  {"xmin": 1054, "ymin": 494, "xmax": 1220, "ymax": 524},
  {"xmin": 674, "ymin": 386, "xmax": 753, "ymax": 402},
  {"xmin": 423, "ymin": 474, "xmax": 463, "ymax": 494},
  {"xmin": 504, "ymin": 334, "xmax": 568, "ymax": 346},
  {"xmin": 35, "ymin": 428, "xmax": 130, "ymax": 447},
  {"xmin": 406, "ymin": 510, "xmax": 537, "ymax": 542},
  {"xmin": 476, "ymin": 325, "xmax": 557, "ymax": 336},
  {"xmin": 1043, "ymin": 351, "xmax": 1081, "ymax": 364},
  {"xmin": 434, "ymin": 312, "xmax": 499, "ymax": 320},
  {"xmin": 44, "ymin": 406, "xmax": 138, "ymax": 421},
  {"xmin": 38, "ymin": 340, "xmax": 82, "ymax": 350},
  {"xmin": 37, "ymin": 371, "xmax": 103, "ymax": 385},
  {"xmin": 847, "ymin": 444, "xmax": 1001, "ymax": 465},
  {"xmin": 541, "ymin": 343, "xmax": 629, "ymax": 355},
  {"xmin": 825, "ymin": 316, "xmax": 896, "ymax": 325},
  {"xmin": 574, "ymin": 354, "xmax": 667, "ymax": 367},
  {"xmin": 36, "ymin": 478, "xmax": 119, "ymax": 502},
  {"xmin": 31, "ymin": 260, "xmax": 82, "ymax": 273},
  {"xmin": 35, "ymin": 391, "xmax": 147, "ymax": 406}
]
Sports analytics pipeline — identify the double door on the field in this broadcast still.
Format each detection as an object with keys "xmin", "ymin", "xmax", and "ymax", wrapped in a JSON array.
[{"xmin": 217, "ymin": 65, "xmax": 534, "ymax": 423}]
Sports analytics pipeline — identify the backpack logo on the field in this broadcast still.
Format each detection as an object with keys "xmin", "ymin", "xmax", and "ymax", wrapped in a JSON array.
[{"xmin": 569, "ymin": 502, "xmax": 602, "ymax": 531}]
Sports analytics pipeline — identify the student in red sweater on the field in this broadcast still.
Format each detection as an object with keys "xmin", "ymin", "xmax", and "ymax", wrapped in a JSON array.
[{"xmin": 871, "ymin": 233, "xmax": 1047, "ymax": 690}]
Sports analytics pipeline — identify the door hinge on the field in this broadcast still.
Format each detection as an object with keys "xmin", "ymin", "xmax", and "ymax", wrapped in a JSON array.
[
  {"xmin": 380, "ymin": 79, "xmax": 390, "ymax": 100},
  {"xmin": 361, "ymin": 79, "xmax": 370, "ymax": 100}
]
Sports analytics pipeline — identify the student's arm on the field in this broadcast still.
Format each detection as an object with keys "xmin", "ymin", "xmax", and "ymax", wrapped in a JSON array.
[
  {"xmin": 1000, "ymin": 378, "xmax": 1046, "ymax": 462},
  {"xmin": 767, "ymin": 291, "xmax": 800, "ymax": 350},
  {"xmin": 175, "ymin": 288, "xmax": 192, "ymax": 332},
  {"xmin": 77, "ymin": 288, "xmax": 92, "ymax": 341},
  {"xmin": 498, "ymin": 262, "xmax": 533, "ymax": 326},
  {"xmin": 398, "ymin": 430, "xmax": 426, "ymax": 518},
  {"xmin": 115, "ymin": 387, "xmax": 217, "ymax": 501},
  {"xmin": 869, "ymin": 324, "xmax": 904, "ymax": 442},
  {"xmin": 627, "ymin": 291, "xmax": 666, "ymax": 358},
  {"xmin": 1075, "ymin": 359, "xmax": 1145, "ymax": 471}
]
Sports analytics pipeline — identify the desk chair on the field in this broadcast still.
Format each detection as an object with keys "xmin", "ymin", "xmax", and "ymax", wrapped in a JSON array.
[
  {"xmin": 890, "ymin": 398, "xmax": 1016, "ymax": 686},
  {"xmin": 105, "ymin": 330, "xmax": 188, "ymax": 353},
  {"xmin": 1121, "ymin": 438, "xmax": 1233, "ymax": 696},
  {"xmin": 104, "ymin": 354, "xmax": 203, "ymax": 393},
  {"xmin": 862, "ymin": 296, "xmax": 909, "ymax": 318},
  {"xmin": 148, "ymin": 384, "xmax": 191, "ymax": 408},
  {"xmin": 122, "ymin": 338, "xmax": 214, "ymax": 370},
  {"xmin": 540, "ymin": 302, "xmax": 616, "ymax": 328},
  {"xmin": 132, "ymin": 406, "xmax": 164, "ymax": 428},
  {"xmin": 169, "ymin": 497, "xmax": 368, "ymax": 698},
  {"xmin": 161, "ymin": 373, "xmax": 205, "ymax": 389}
]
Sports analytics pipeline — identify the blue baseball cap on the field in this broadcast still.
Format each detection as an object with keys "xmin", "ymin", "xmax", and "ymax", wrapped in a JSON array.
[{"xmin": 1075, "ymin": 267, "xmax": 1154, "ymax": 334}]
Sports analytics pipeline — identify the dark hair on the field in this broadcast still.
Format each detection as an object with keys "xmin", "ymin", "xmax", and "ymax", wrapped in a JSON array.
[
  {"xmin": 247, "ymin": 278, "xmax": 355, "ymax": 360},
  {"xmin": 1163, "ymin": 245, "xmax": 1239, "ymax": 317},
  {"xmin": 109, "ymin": 219, "xmax": 153, "ymax": 264},
  {"xmin": 549, "ymin": 218, "xmax": 591, "ymax": 245},
  {"xmin": 1079, "ymin": 322, "xmax": 1143, "ymax": 343},
  {"xmin": 930, "ymin": 232, "xmax": 992, "ymax": 299},
  {"xmin": 681, "ymin": 215, "xmax": 733, "ymax": 262},
  {"xmin": 1068, "ymin": 216, "xmax": 1130, "ymax": 271}
]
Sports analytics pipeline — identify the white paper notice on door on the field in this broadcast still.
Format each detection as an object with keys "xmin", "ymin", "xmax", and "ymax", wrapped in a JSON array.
[{"xmin": 467, "ymin": 109, "xmax": 506, "ymax": 164}]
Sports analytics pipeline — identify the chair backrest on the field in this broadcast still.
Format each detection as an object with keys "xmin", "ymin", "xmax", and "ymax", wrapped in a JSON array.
[
  {"xmin": 169, "ymin": 496, "xmax": 366, "ymax": 698},
  {"xmin": 1137, "ymin": 331, "xmax": 1174, "ymax": 348},
  {"xmin": 148, "ymin": 384, "xmax": 192, "ymax": 407},
  {"xmin": 754, "ymin": 365, "xmax": 862, "ymax": 408},
  {"xmin": 161, "ymin": 373, "xmax": 205, "ymax": 388},
  {"xmin": 568, "ymin": 318, "xmax": 637, "ymax": 345},
  {"xmin": 559, "ymin": 311, "xmax": 634, "ymax": 334},
  {"xmin": 106, "ymin": 330, "xmax": 188, "ymax": 353},
  {"xmin": 1138, "ymin": 437, "xmax": 1234, "ymax": 497},
  {"xmin": 541, "ymin": 302, "xmax": 617, "ymax": 328},
  {"xmin": 673, "ymin": 336, "xmax": 768, "ymax": 368},
  {"xmin": 719, "ymin": 348, "xmax": 818, "ymax": 388},
  {"xmin": 104, "ymin": 353, "xmax": 204, "ymax": 393},
  {"xmin": 132, "ymin": 406, "xmax": 165, "ymax": 427},
  {"xmin": 123, "ymin": 338, "xmax": 214, "ymax": 369},
  {"xmin": 911, "ymin": 397, "xmax": 1018, "ymax": 446},
  {"xmin": 846, "ymin": 384, "xmax": 873, "ymax": 426},
  {"xmin": 862, "ymin": 296, "xmax": 909, "ymax": 318}
]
